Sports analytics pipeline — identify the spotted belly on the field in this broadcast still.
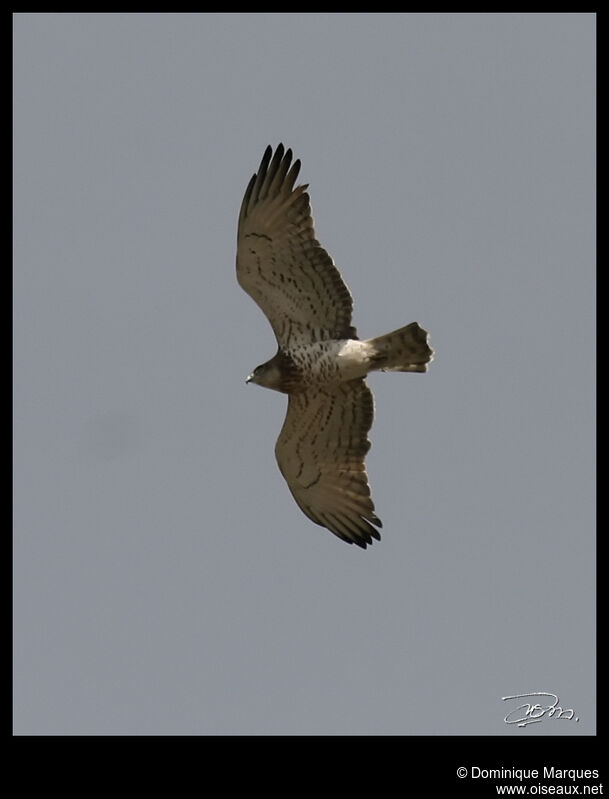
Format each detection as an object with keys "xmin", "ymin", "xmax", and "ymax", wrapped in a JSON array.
[{"xmin": 289, "ymin": 339, "xmax": 374, "ymax": 387}]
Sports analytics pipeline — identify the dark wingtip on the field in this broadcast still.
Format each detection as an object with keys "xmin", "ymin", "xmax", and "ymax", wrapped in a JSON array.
[{"xmin": 265, "ymin": 143, "xmax": 285, "ymax": 161}]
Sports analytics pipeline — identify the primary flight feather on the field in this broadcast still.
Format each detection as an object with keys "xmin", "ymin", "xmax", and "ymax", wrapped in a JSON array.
[{"xmin": 237, "ymin": 144, "xmax": 433, "ymax": 548}]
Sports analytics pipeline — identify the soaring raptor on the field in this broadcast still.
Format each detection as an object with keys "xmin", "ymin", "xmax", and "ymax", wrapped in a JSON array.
[{"xmin": 237, "ymin": 144, "xmax": 433, "ymax": 548}]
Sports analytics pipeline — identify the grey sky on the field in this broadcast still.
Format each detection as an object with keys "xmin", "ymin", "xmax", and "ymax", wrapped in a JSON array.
[{"xmin": 13, "ymin": 13, "xmax": 595, "ymax": 735}]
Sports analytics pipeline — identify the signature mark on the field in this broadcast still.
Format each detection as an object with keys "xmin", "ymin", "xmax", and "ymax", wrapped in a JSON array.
[{"xmin": 502, "ymin": 692, "xmax": 579, "ymax": 727}]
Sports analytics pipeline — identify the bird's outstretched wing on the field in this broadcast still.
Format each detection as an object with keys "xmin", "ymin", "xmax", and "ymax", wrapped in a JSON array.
[
  {"xmin": 274, "ymin": 378, "xmax": 382, "ymax": 548},
  {"xmin": 237, "ymin": 144, "xmax": 356, "ymax": 348}
]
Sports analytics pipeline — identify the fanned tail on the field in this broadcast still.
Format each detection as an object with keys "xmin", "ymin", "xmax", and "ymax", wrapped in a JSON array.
[{"xmin": 367, "ymin": 322, "xmax": 433, "ymax": 373}]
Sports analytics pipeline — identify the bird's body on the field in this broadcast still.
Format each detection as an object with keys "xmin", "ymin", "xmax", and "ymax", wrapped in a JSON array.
[
  {"xmin": 247, "ymin": 338, "xmax": 372, "ymax": 392},
  {"xmin": 237, "ymin": 144, "xmax": 433, "ymax": 548}
]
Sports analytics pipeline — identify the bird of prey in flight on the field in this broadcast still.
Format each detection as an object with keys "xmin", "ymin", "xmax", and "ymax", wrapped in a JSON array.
[{"xmin": 237, "ymin": 144, "xmax": 433, "ymax": 548}]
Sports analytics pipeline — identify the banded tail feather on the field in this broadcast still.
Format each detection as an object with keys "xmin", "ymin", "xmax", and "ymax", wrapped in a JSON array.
[{"xmin": 367, "ymin": 322, "xmax": 433, "ymax": 373}]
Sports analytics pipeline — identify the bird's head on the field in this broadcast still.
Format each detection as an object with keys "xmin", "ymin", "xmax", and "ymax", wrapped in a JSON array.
[{"xmin": 245, "ymin": 360, "xmax": 283, "ymax": 391}]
